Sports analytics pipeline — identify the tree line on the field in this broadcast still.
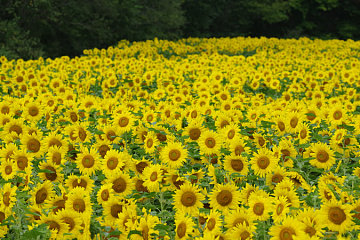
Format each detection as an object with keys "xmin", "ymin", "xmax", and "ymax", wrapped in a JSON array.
[{"xmin": 1, "ymin": 0, "xmax": 360, "ymax": 60}]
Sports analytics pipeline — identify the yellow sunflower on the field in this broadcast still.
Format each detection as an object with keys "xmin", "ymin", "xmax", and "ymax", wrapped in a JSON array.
[
  {"xmin": 223, "ymin": 154, "xmax": 249, "ymax": 177},
  {"xmin": 173, "ymin": 182, "xmax": 205, "ymax": 215},
  {"xmin": 101, "ymin": 149, "xmax": 127, "ymax": 178},
  {"xmin": 96, "ymin": 183, "xmax": 115, "ymax": 206},
  {"xmin": 106, "ymin": 171, "xmax": 134, "ymax": 198},
  {"xmin": 130, "ymin": 208, "xmax": 160, "ymax": 240},
  {"xmin": 0, "ymin": 159, "xmax": 18, "ymax": 181},
  {"xmin": 160, "ymin": 141, "xmax": 188, "ymax": 169},
  {"xmin": 228, "ymin": 136, "xmax": 250, "ymax": 156},
  {"xmin": 21, "ymin": 133, "xmax": 44, "ymax": 158},
  {"xmin": 22, "ymin": 101, "xmax": 45, "ymax": 122},
  {"xmin": 209, "ymin": 183, "xmax": 241, "ymax": 212},
  {"xmin": 184, "ymin": 117, "xmax": 205, "ymax": 142},
  {"xmin": 143, "ymin": 131, "xmax": 160, "ymax": 154},
  {"xmin": 224, "ymin": 206, "xmax": 256, "ymax": 230},
  {"xmin": 269, "ymin": 216, "xmax": 306, "ymax": 240},
  {"xmin": 112, "ymin": 111, "xmax": 136, "ymax": 135},
  {"xmin": 328, "ymin": 104, "xmax": 346, "ymax": 126},
  {"xmin": 296, "ymin": 207, "xmax": 325, "ymax": 239},
  {"xmin": 65, "ymin": 174, "xmax": 94, "ymax": 193},
  {"xmin": 46, "ymin": 145, "xmax": 67, "ymax": 166},
  {"xmin": 319, "ymin": 199, "xmax": 355, "ymax": 234},
  {"xmin": 142, "ymin": 164, "xmax": 163, "ymax": 192},
  {"xmin": 76, "ymin": 146, "xmax": 101, "ymax": 176},
  {"xmin": 297, "ymin": 122, "xmax": 311, "ymax": 144},
  {"xmin": 250, "ymin": 147, "xmax": 278, "ymax": 177},
  {"xmin": 56, "ymin": 208, "xmax": 83, "ymax": 238},
  {"xmin": 174, "ymin": 214, "xmax": 194, "ymax": 240},
  {"xmin": 309, "ymin": 142, "xmax": 335, "ymax": 171},
  {"xmin": 102, "ymin": 196, "xmax": 128, "ymax": 225},
  {"xmin": 30, "ymin": 180, "xmax": 55, "ymax": 207},
  {"xmin": 270, "ymin": 196, "xmax": 290, "ymax": 223},
  {"xmin": 38, "ymin": 213, "xmax": 70, "ymax": 239},
  {"xmin": 41, "ymin": 131, "xmax": 67, "ymax": 152},
  {"xmin": 65, "ymin": 187, "xmax": 92, "ymax": 216},
  {"xmin": 12, "ymin": 149, "xmax": 31, "ymax": 171},
  {"xmin": 248, "ymin": 194, "xmax": 272, "ymax": 221},
  {"xmin": 228, "ymin": 222, "xmax": 254, "ymax": 239},
  {"xmin": 0, "ymin": 183, "xmax": 17, "ymax": 213},
  {"xmin": 38, "ymin": 161, "xmax": 64, "ymax": 183},
  {"xmin": 265, "ymin": 166, "xmax": 289, "ymax": 190},
  {"xmin": 203, "ymin": 209, "xmax": 222, "ymax": 235},
  {"xmin": 198, "ymin": 130, "xmax": 223, "ymax": 156}
]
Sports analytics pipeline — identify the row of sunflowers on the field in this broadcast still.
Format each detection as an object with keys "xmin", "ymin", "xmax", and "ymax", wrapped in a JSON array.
[{"xmin": 0, "ymin": 36, "xmax": 360, "ymax": 239}]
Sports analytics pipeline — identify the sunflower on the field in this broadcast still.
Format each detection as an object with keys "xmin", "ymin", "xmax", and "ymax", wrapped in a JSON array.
[
  {"xmin": 160, "ymin": 141, "xmax": 188, "ymax": 169},
  {"xmin": 142, "ymin": 164, "xmax": 163, "ymax": 192},
  {"xmin": 229, "ymin": 136, "xmax": 250, "ymax": 156},
  {"xmin": 0, "ymin": 159, "xmax": 18, "ymax": 181},
  {"xmin": 73, "ymin": 122, "xmax": 92, "ymax": 143},
  {"xmin": 41, "ymin": 132, "xmax": 67, "ymax": 152},
  {"xmin": 96, "ymin": 183, "xmax": 114, "ymax": 206},
  {"xmin": 21, "ymin": 133, "xmax": 44, "ymax": 158},
  {"xmin": 30, "ymin": 180, "xmax": 55, "ymax": 207},
  {"xmin": 22, "ymin": 101, "xmax": 45, "ymax": 122},
  {"xmin": 76, "ymin": 146, "xmax": 101, "ymax": 176},
  {"xmin": 215, "ymin": 113, "xmax": 232, "ymax": 129},
  {"xmin": 184, "ymin": 117, "xmax": 205, "ymax": 141},
  {"xmin": 130, "ymin": 208, "xmax": 160, "ymax": 240},
  {"xmin": 248, "ymin": 194, "xmax": 272, "ymax": 221},
  {"xmin": 297, "ymin": 123, "xmax": 311, "ymax": 144},
  {"xmin": 115, "ymin": 203, "xmax": 138, "ymax": 235},
  {"xmin": 131, "ymin": 158, "xmax": 151, "ymax": 176},
  {"xmin": 288, "ymin": 171, "xmax": 311, "ymax": 192},
  {"xmin": 223, "ymin": 154, "xmax": 249, "ymax": 177},
  {"xmin": 269, "ymin": 216, "xmax": 306, "ymax": 240},
  {"xmin": 309, "ymin": 142, "xmax": 335, "ymax": 171},
  {"xmin": 265, "ymin": 166, "xmax": 289, "ymax": 190},
  {"xmin": 250, "ymin": 147, "xmax": 278, "ymax": 177},
  {"xmin": 270, "ymin": 196, "xmax": 290, "ymax": 223},
  {"xmin": 65, "ymin": 174, "xmax": 94, "ymax": 193},
  {"xmin": 209, "ymin": 183, "xmax": 241, "ymax": 212},
  {"xmin": 112, "ymin": 111, "xmax": 135, "ymax": 135},
  {"xmin": 227, "ymin": 222, "xmax": 254, "ymax": 239},
  {"xmin": 173, "ymin": 182, "xmax": 205, "ymax": 215},
  {"xmin": 331, "ymin": 128, "xmax": 347, "ymax": 144},
  {"xmin": 319, "ymin": 199, "xmax": 355, "ymax": 234},
  {"xmin": 38, "ymin": 161, "xmax": 63, "ymax": 183},
  {"xmin": 286, "ymin": 111, "xmax": 305, "ymax": 133},
  {"xmin": 224, "ymin": 206, "xmax": 256, "ymax": 231},
  {"xmin": 328, "ymin": 104, "xmax": 346, "ymax": 126},
  {"xmin": 102, "ymin": 196, "xmax": 128, "ymax": 225},
  {"xmin": 203, "ymin": 209, "xmax": 222, "ymax": 235},
  {"xmin": 274, "ymin": 116, "xmax": 288, "ymax": 135},
  {"xmin": 172, "ymin": 214, "xmax": 193, "ymax": 240},
  {"xmin": 0, "ymin": 143, "xmax": 17, "ymax": 161},
  {"xmin": 273, "ymin": 187, "xmax": 301, "ymax": 210},
  {"xmin": 46, "ymin": 145, "xmax": 66, "ymax": 166},
  {"xmin": 101, "ymin": 149, "xmax": 127, "ymax": 178},
  {"xmin": 143, "ymin": 131, "xmax": 160, "ymax": 154},
  {"xmin": 65, "ymin": 187, "xmax": 92, "ymax": 216},
  {"xmin": 56, "ymin": 208, "xmax": 83, "ymax": 238},
  {"xmin": 0, "ymin": 183, "xmax": 17, "ymax": 213},
  {"xmin": 106, "ymin": 171, "xmax": 134, "ymax": 198},
  {"xmin": 198, "ymin": 130, "xmax": 223, "ymax": 156},
  {"xmin": 12, "ymin": 149, "xmax": 31, "ymax": 171},
  {"xmin": 296, "ymin": 207, "xmax": 325, "ymax": 239},
  {"xmin": 38, "ymin": 213, "xmax": 70, "ymax": 239}
]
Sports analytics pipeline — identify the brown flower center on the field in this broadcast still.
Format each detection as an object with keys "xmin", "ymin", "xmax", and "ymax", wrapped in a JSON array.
[
  {"xmin": 3, "ymin": 192, "xmax": 10, "ymax": 206},
  {"xmin": 181, "ymin": 191, "xmax": 196, "ymax": 207},
  {"xmin": 328, "ymin": 207, "xmax": 346, "ymax": 225},
  {"xmin": 119, "ymin": 117, "xmax": 129, "ymax": 127},
  {"xmin": 227, "ymin": 129, "xmax": 235, "ymax": 139},
  {"xmin": 17, "ymin": 156, "xmax": 28, "ymax": 170},
  {"xmin": 189, "ymin": 128, "xmax": 201, "ymax": 140},
  {"xmin": 316, "ymin": 150, "xmax": 329, "ymax": 163},
  {"xmin": 333, "ymin": 110, "xmax": 342, "ymax": 120},
  {"xmin": 136, "ymin": 162, "xmax": 148, "ymax": 174},
  {"xmin": 169, "ymin": 149, "xmax": 181, "ymax": 161},
  {"xmin": 280, "ymin": 227, "xmax": 295, "ymax": 240},
  {"xmin": 111, "ymin": 204, "xmax": 123, "ymax": 218},
  {"xmin": 9, "ymin": 125, "xmax": 22, "ymax": 135},
  {"xmin": 146, "ymin": 139, "xmax": 153, "ymax": 148},
  {"xmin": 234, "ymin": 145, "xmax": 244, "ymax": 156},
  {"xmin": 70, "ymin": 112, "xmax": 78, "ymax": 122},
  {"xmin": 52, "ymin": 199, "xmax": 65, "ymax": 214},
  {"xmin": 305, "ymin": 226, "xmax": 316, "ymax": 237},
  {"xmin": 72, "ymin": 179, "xmax": 87, "ymax": 189},
  {"xmin": 112, "ymin": 178, "xmax": 126, "ymax": 193},
  {"xmin": 35, "ymin": 187, "xmax": 48, "ymax": 204},
  {"xmin": 307, "ymin": 111, "xmax": 316, "ymax": 121},
  {"xmin": 150, "ymin": 172, "xmax": 158, "ymax": 181},
  {"xmin": 46, "ymin": 221, "xmax": 60, "ymax": 233},
  {"xmin": 107, "ymin": 157, "xmax": 118, "ymax": 170},
  {"xmin": 45, "ymin": 166, "xmax": 57, "ymax": 181},
  {"xmin": 205, "ymin": 137, "xmax": 216, "ymax": 148},
  {"xmin": 278, "ymin": 122, "xmax": 285, "ymax": 131},
  {"xmin": 300, "ymin": 129, "xmax": 307, "ymax": 139},
  {"xmin": 82, "ymin": 155, "xmax": 95, "ymax": 168},
  {"xmin": 106, "ymin": 130, "xmax": 116, "ymax": 142},
  {"xmin": 207, "ymin": 218, "xmax": 216, "ymax": 231},
  {"xmin": 101, "ymin": 189, "xmax": 110, "ymax": 201},
  {"xmin": 216, "ymin": 190, "xmax": 232, "ymax": 206},
  {"xmin": 62, "ymin": 217, "xmax": 75, "ymax": 231},
  {"xmin": 5, "ymin": 165, "xmax": 12, "ymax": 175},
  {"xmin": 73, "ymin": 199, "xmax": 86, "ymax": 212},
  {"xmin": 135, "ymin": 179, "xmax": 149, "ymax": 192},
  {"xmin": 27, "ymin": 138, "xmax": 40, "ymax": 153},
  {"xmin": 253, "ymin": 202, "xmax": 264, "ymax": 215},
  {"xmin": 257, "ymin": 156, "xmax": 270, "ymax": 169},
  {"xmin": 177, "ymin": 222, "xmax": 186, "ymax": 238},
  {"xmin": 231, "ymin": 159, "xmax": 244, "ymax": 172},
  {"xmin": 272, "ymin": 174, "xmax": 283, "ymax": 184},
  {"xmin": 276, "ymin": 203, "xmax": 285, "ymax": 215},
  {"xmin": 290, "ymin": 117, "xmax": 298, "ymax": 128},
  {"xmin": 29, "ymin": 106, "xmax": 39, "ymax": 116},
  {"xmin": 98, "ymin": 145, "xmax": 110, "ymax": 158},
  {"xmin": 233, "ymin": 218, "xmax": 249, "ymax": 227}
]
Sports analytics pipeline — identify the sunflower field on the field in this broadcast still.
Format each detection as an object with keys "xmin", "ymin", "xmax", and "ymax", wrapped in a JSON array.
[{"xmin": 0, "ymin": 36, "xmax": 360, "ymax": 239}]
